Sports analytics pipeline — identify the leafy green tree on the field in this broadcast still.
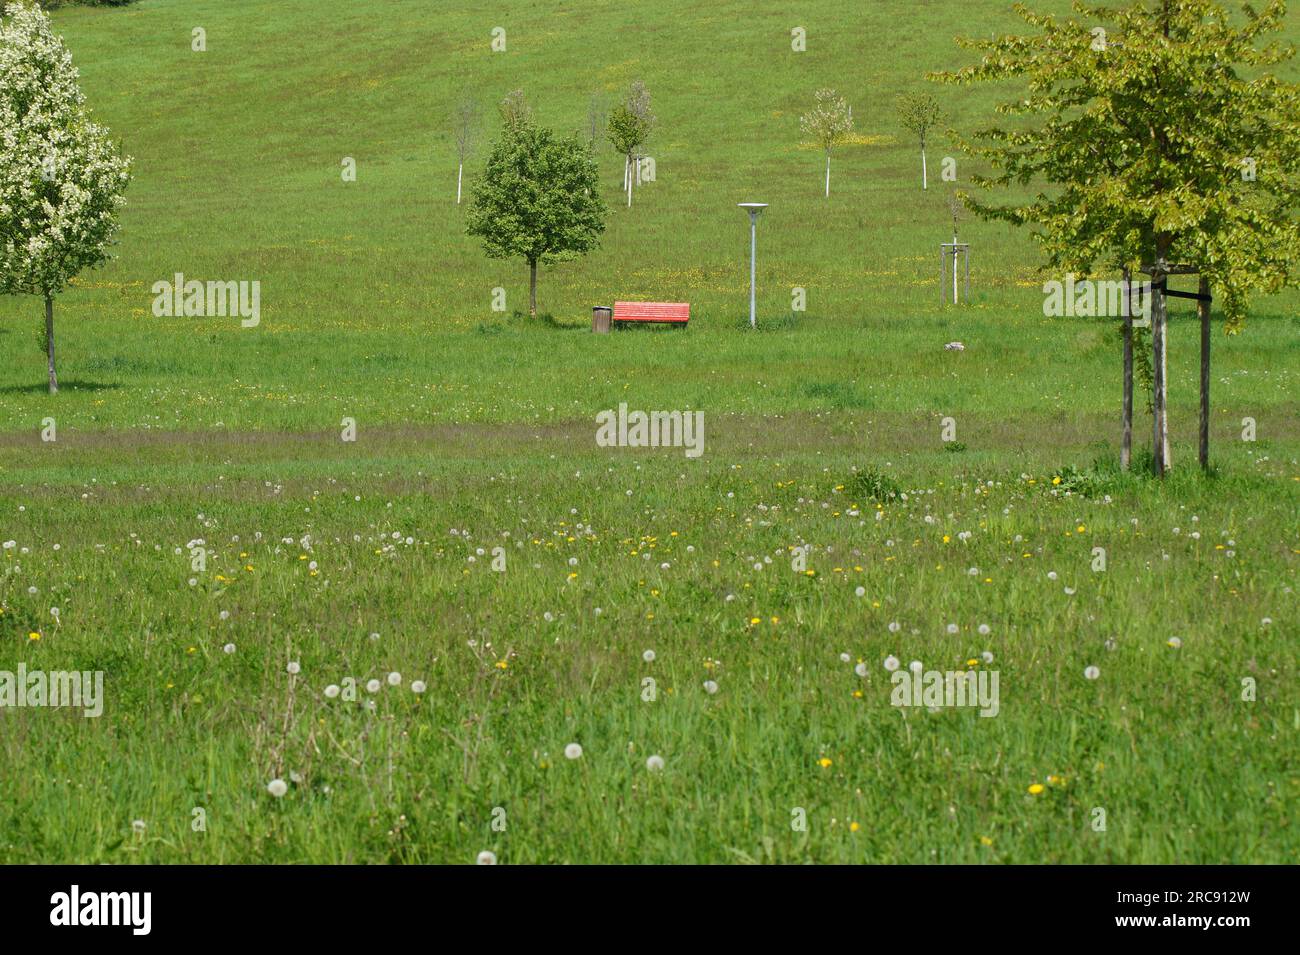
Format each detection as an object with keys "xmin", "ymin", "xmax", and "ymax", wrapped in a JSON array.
[
  {"xmin": 466, "ymin": 94, "xmax": 607, "ymax": 317},
  {"xmin": 0, "ymin": 1, "xmax": 131, "ymax": 394},
  {"xmin": 606, "ymin": 80, "xmax": 654, "ymax": 207},
  {"xmin": 800, "ymin": 88, "xmax": 854, "ymax": 197},
  {"xmin": 935, "ymin": 0, "xmax": 1300, "ymax": 475},
  {"xmin": 895, "ymin": 92, "xmax": 945, "ymax": 190}
]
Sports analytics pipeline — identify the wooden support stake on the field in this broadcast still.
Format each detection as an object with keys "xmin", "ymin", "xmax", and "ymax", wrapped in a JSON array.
[
  {"xmin": 1198, "ymin": 275, "xmax": 1211, "ymax": 471},
  {"xmin": 1151, "ymin": 259, "xmax": 1169, "ymax": 477},
  {"xmin": 1122, "ymin": 266, "xmax": 1133, "ymax": 471},
  {"xmin": 939, "ymin": 247, "xmax": 945, "ymax": 305}
]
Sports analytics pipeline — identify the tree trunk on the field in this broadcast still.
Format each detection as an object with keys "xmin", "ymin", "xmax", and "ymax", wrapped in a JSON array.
[
  {"xmin": 1198, "ymin": 275, "xmax": 1210, "ymax": 471},
  {"xmin": 921, "ymin": 146, "xmax": 928, "ymax": 190},
  {"xmin": 825, "ymin": 153, "xmax": 831, "ymax": 197},
  {"xmin": 529, "ymin": 260, "xmax": 537, "ymax": 317},
  {"xmin": 457, "ymin": 162, "xmax": 463, "ymax": 204},
  {"xmin": 1151, "ymin": 239, "xmax": 1170, "ymax": 477},
  {"xmin": 1121, "ymin": 266, "xmax": 1133, "ymax": 471},
  {"xmin": 1152, "ymin": 4, "xmax": 1172, "ymax": 477},
  {"xmin": 45, "ymin": 293, "xmax": 58, "ymax": 395}
]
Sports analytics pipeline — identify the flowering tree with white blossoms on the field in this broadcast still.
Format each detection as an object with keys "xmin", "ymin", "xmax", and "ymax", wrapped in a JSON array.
[
  {"xmin": 800, "ymin": 88, "xmax": 854, "ymax": 198},
  {"xmin": 0, "ymin": 1, "xmax": 131, "ymax": 394}
]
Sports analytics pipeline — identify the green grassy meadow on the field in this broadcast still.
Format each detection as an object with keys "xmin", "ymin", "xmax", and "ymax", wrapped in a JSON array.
[{"xmin": 0, "ymin": 0, "xmax": 1296, "ymax": 863}]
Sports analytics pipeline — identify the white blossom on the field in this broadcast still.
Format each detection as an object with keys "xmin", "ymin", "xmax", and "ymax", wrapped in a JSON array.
[{"xmin": 0, "ymin": 3, "xmax": 132, "ymax": 392}]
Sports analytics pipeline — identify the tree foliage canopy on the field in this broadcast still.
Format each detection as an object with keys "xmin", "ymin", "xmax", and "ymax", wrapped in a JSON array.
[
  {"xmin": 0, "ymin": 0, "xmax": 131, "ymax": 298},
  {"xmin": 895, "ymin": 91, "xmax": 945, "ymax": 147},
  {"xmin": 607, "ymin": 80, "xmax": 654, "ymax": 157},
  {"xmin": 465, "ymin": 99, "xmax": 606, "ymax": 271},
  {"xmin": 800, "ymin": 88, "xmax": 854, "ymax": 153},
  {"xmin": 934, "ymin": 0, "xmax": 1300, "ymax": 330}
]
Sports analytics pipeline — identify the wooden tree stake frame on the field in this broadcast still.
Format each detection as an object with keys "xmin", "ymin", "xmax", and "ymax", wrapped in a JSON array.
[{"xmin": 1133, "ymin": 264, "xmax": 1214, "ymax": 477}]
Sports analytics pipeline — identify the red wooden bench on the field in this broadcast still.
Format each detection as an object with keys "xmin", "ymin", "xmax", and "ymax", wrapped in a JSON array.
[{"xmin": 612, "ymin": 301, "xmax": 690, "ymax": 327}]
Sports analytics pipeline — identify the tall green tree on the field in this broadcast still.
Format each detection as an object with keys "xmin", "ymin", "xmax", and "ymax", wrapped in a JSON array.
[
  {"xmin": 0, "ymin": 1, "xmax": 131, "ymax": 394},
  {"xmin": 935, "ymin": 0, "xmax": 1300, "ymax": 476},
  {"xmin": 466, "ymin": 94, "xmax": 607, "ymax": 317}
]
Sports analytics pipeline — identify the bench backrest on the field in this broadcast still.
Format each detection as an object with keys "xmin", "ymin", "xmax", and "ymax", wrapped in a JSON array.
[{"xmin": 613, "ymin": 301, "xmax": 690, "ymax": 323}]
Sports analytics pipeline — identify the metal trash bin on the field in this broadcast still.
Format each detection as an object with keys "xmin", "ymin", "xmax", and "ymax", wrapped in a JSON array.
[{"xmin": 592, "ymin": 305, "xmax": 612, "ymax": 334}]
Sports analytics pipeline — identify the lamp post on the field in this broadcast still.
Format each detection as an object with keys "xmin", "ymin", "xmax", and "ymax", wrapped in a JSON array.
[{"xmin": 737, "ymin": 203, "xmax": 767, "ymax": 328}]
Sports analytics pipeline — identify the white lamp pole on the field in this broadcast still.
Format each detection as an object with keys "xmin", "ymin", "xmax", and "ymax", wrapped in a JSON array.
[{"xmin": 738, "ymin": 203, "xmax": 767, "ymax": 329}]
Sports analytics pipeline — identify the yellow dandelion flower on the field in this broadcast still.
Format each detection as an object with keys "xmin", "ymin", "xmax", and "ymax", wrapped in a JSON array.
[
  {"xmin": 1028, "ymin": 783, "xmax": 1045, "ymax": 795},
  {"xmin": 817, "ymin": 757, "xmax": 833, "ymax": 768}
]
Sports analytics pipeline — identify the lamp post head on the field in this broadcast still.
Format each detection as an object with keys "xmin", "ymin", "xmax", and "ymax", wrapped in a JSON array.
[{"xmin": 738, "ymin": 202, "xmax": 768, "ymax": 221}]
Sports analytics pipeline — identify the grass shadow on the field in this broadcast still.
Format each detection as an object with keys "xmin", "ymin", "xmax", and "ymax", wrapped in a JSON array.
[
  {"xmin": 0, "ymin": 380, "xmax": 122, "ymax": 395},
  {"xmin": 612, "ymin": 322, "xmax": 691, "ymax": 333},
  {"xmin": 477, "ymin": 311, "xmax": 587, "ymax": 333}
]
